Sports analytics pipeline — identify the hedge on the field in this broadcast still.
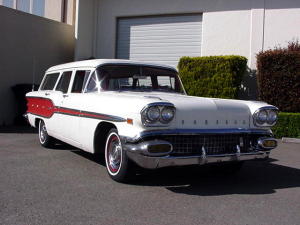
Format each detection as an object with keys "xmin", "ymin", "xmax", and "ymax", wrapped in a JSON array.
[
  {"xmin": 178, "ymin": 56, "xmax": 247, "ymax": 99},
  {"xmin": 272, "ymin": 112, "xmax": 300, "ymax": 138},
  {"xmin": 257, "ymin": 41, "xmax": 300, "ymax": 112}
]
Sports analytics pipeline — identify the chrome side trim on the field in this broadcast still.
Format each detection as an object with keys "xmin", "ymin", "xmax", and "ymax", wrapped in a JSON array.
[{"xmin": 122, "ymin": 128, "xmax": 272, "ymax": 143}]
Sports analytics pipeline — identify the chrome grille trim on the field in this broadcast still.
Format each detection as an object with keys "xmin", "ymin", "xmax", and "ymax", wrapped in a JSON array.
[
  {"xmin": 141, "ymin": 134, "xmax": 265, "ymax": 156},
  {"xmin": 123, "ymin": 128, "xmax": 272, "ymax": 143}
]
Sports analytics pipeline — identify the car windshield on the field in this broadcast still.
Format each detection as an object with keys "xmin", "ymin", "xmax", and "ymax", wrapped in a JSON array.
[{"xmin": 96, "ymin": 64, "xmax": 185, "ymax": 94}]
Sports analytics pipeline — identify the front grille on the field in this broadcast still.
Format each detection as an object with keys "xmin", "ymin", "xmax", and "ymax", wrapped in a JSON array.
[{"xmin": 141, "ymin": 134, "xmax": 262, "ymax": 156}]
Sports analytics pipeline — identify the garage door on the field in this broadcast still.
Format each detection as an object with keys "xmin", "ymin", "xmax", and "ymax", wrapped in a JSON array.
[{"xmin": 117, "ymin": 14, "xmax": 202, "ymax": 68}]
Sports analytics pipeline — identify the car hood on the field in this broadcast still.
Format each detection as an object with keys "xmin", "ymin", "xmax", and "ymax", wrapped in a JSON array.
[
  {"xmin": 144, "ymin": 93, "xmax": 252, "ymax": 129},
  {"xmin": 106, "ymin": 91, "xmax": 257, "ymax": 129}
]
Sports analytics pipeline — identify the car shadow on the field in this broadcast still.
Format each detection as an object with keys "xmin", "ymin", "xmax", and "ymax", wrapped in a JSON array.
[
  {"xmin": 133, "ymin": 160, "xmax": 300, "ymax": 196},
  {"xmin": 72, "ymin": 149, "xmax": 106, "ymax": 165},
  {"xmin": 55, "ymin": 143, "xmax": 300, "ymax": 196}
]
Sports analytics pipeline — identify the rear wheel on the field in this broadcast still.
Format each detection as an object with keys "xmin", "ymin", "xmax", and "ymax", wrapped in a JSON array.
[
  {"xmin": 38, "ymin": 120, "xmax": 55, "ymax": 148},
  {"xmin": 105, "ymin": 128, "xmax": 135, "ymax": 182}
]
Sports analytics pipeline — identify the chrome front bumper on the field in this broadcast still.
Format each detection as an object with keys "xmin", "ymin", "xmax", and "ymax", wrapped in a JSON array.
[
  {"xmin": 122, "ymin": 128, "xmax": 275, "ymax": 169},
  {"xmin": 126, "ymin": 150, "xmax": 270, "ymax": 169}
]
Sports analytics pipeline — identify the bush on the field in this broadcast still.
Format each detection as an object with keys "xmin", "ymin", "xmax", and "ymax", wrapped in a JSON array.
[
  {"xmin": 272, "ymin": 112, "xmax": 300, "ymax": 138},
  {"xmin": 178, "ymin": 56, "xmax": 247, "ymax": 99},
  {"xmin": 257, "ymin": 41, "xmax": 300, "ymax": 112}
]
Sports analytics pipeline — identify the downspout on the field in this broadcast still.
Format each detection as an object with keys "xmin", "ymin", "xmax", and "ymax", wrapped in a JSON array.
[
  {"xmin": 262, "ymin": 0, "xmax": 266, "ymax": 51},
  {"xmin": 92, "ymin": 0, "xmax": 99, "ymax": 58}
]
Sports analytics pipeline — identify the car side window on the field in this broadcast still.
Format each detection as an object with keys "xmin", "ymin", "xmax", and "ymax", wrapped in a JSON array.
[
  {"xmin": 71, "ymin": 70, "xmax": 91, "ymax": 93},
  {"xmin": 55, "ymin": 71, "xmax": 72, "ymax": 93},
  {"xmin": 85, "ymin": 73, "xmax": 98, "ymax": 93},
  {"xmin": 40, "ymin": 73, "xmax": 60, "ymax": 90}
]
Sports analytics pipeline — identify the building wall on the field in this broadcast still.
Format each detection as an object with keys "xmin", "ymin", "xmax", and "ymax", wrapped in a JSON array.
[
  {"xmin": 74, "ymin": 0, "xmax": 96, "ymax": 60},
  {"xmin": 44, "ymin": 0, "xmax": 63, "ymax": 22},
  {"xmin": 264, "ymin": 0, "xmax": 300, "ymax": 50},
  {"xmin": 0, "ymin": 6, "xmax": 75, "ymax": 125},
  {"xmin": 66, "ymin": 0, "xmax": 75, "ymax": 25},
  {"xmin": 75, "ymin": 0, "xmax": 300, "ymax": 69},
  {"xmin": 0, "ymin": 0, "xmax": 75, "ymax": 25}
]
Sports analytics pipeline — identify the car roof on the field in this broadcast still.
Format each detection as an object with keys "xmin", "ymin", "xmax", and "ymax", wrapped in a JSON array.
[{"xmin": 46, "ymin": 59, "xmax": 177, "ymax": 73}]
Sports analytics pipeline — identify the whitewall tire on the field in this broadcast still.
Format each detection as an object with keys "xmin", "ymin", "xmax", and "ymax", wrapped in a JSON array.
[
  {"xmin": 38, "ymin": 120, "xmax": 55, "ymax": 148},
  {"xmin": 105, "ymin": 128, "xmax": 134, "ymax": 182}
]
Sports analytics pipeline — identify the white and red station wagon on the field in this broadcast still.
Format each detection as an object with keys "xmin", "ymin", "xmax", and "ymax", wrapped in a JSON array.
[{"xmin": 26, "ymin": 59, "xmax": 278, "ymax": 182}]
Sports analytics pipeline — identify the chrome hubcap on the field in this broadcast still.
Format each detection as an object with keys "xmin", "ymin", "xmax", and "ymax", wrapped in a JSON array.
[
  {"xmin": 40, "ymin": 123, "xmax": 47, "ymax": 143},
  {"xmin": 108, "ymin": 136, "xmax": 122, "ymax": 172}
]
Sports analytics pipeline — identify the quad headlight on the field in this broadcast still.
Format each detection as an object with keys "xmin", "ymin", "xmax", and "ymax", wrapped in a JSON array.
[
  {"xmin": 161, "ymin": 107, "xmax": 175, "ymax": 123},
  {"xmin": 141, "ymin": 103, "xmax": 175, "ymax": 126},
  {"xmin": 253, "ymin": 107, "xmax": 278, "ymax": 126},
  {"xmin": 146, "ymin": 106, "xmax": 160, "ymax": 122}
]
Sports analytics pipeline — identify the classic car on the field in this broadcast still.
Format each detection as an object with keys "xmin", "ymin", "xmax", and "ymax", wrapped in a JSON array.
[{"xmin": 25, "ymin": 59, "xmax": 278, "ymax": 182}]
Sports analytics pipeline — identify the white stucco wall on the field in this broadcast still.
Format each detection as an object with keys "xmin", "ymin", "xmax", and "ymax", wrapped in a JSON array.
[
  {"xmin": 75, "ymin": 0, "xmax": 300, "ymax": 69},
  {"xmin": 264, "ymin": 0, "xmax": 300, "ymax": 50},
  {"xmin": 201, "ymin": 10, "xmax": 251, "ymax": 58}
]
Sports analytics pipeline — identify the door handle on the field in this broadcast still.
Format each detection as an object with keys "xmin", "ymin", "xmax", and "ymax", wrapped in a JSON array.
[
  {"xmin": 45, "ymin": 93, "xmax": 50, "ymax": 96},
  {"xmin": 63, "ymin": 94, "xmax": 69, "ymax": 98}
]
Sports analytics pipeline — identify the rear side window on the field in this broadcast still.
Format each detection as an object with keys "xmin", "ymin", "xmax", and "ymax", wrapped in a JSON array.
[
  {"xmin": 40, "ymin": 73, "xmax": 59, "ymax": 90},
  {"xmin": 56, "ymin": 71, "xmax": 72, "ymax": 93},
  {"xmin": 71, "ymin": 70, "xmax": 90, "ymax": 93}
]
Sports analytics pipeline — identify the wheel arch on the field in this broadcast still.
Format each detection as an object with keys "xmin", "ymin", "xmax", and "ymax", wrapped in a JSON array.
[{"xmin": 94, "ymin": 121, "xmax": 117, "ymax": 154}]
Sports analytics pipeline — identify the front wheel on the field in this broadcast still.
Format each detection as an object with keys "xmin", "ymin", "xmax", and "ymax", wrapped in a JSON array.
[
  {"xmin": 105, "ymin": 129, "xmax": 135, "ymax": 182},
  {"xmin": 38, "ymin": 120, "xmax": 55, "ymax": 148}
]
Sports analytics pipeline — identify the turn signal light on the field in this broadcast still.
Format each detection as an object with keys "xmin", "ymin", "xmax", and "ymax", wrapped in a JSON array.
[
  {"xmin": 258, "ymin": 138, "xmax": 277, "ymax": 149},
  {"xmin": 127, "ymin": 118, "xmax": 133, "ymax": 125},
  {"xmin": 148, "ymin": 144, "xmax": 172, "ymax": 154}
]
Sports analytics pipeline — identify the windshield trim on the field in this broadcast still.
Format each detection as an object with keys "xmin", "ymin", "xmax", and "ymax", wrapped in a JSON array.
[
  {"xmin": 96, "ymin": 63, "xmax": 177, "ymax": 73},
  {"xmin": 95, "ymin": 63, "xmax": 186, "ymax": 95}
]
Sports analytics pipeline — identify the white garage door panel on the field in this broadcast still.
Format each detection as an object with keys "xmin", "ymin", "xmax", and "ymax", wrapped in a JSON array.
[{"xmin": 117, "ymin": 14, "xmax": 202, "ymax": 68}]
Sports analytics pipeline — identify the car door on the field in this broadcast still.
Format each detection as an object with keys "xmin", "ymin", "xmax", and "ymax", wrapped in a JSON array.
[
  {"xmin": 35, "ymin": 72, "xmax": 67, "ymax": 134},
  {"xmin": 57, "ymin": 69, "xmax": 91, "ymax": 146},
  {"xmin": 77, "ymin": 71, "xmax": 100, "ymax": 152},
  {"xmin": 52, "ymin": 70, "xmax": 76, "ymax": 143}
]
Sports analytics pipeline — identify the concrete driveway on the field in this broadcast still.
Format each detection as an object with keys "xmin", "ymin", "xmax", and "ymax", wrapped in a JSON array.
[{"xmin": 0, "ymin": 132, "xmax": 299, "ymax": 225}]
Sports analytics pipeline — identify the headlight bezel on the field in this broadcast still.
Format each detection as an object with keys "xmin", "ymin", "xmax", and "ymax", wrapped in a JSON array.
[
  {"xmin": 253, "ymin": 107, "xmax": 279, "ymax": 127},
  {"xmin": 141, "ymin": 103, "xmax": 176, "ymax": 127}
]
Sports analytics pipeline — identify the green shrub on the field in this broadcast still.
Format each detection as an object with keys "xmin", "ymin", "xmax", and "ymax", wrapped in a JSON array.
[
  {"xmin": 257, "ymin": 41, "xmax": 300, "ymax": 112},
  {"xmin": 178, "ymin": 56, "xmax": 247, "ymax": 99},
  {"xmin": 272, "ymin": 112, "xmax": 300, "ymax": 138}
]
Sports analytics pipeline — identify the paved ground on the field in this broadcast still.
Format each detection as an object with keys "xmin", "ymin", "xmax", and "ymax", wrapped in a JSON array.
[{"xmin": 0, "ymin": 132, "xmax": 299, "ymax": 225}]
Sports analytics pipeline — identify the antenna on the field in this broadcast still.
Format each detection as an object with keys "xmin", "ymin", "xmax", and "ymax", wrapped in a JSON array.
[{"xmin": 32, "ymin": 58, "xmax": 36, "ymax": 91}]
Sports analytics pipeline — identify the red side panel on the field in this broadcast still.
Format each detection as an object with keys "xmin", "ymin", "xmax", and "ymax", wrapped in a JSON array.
[{"xmin": 26, "ymin": 97, "xmax": 55, "ymax": 118}]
